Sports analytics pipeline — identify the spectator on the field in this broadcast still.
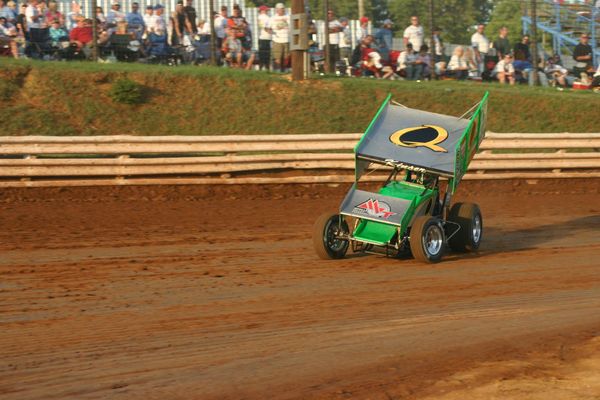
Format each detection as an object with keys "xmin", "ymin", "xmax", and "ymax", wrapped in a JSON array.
[
  {"xmin": 397, "ymin": 42, "xmax": 419, "ymax": 80},
  {"xmin": 357, "ymin": 16, "xmax": 368, "ymax": 43},
  {"xmin": 494, "ymin": 53, "xmax": 516, "ymax": 85},
  {"xmin": 68, "ymin": 17, "xmax": 93, "ymax": 57},
  {"xmin": 142, "ymin": 5, "xmax": 152, "ymax": 36},
  {"xmin": 44, "ymin": 1, "xmax": 63, "ymax": 27},
  {"xmin": 339, "ymin": 17, "xmax": 352, "ymax": 62},
  {"xmin": 471, "ymin": 24, "xmax": 489, "ymax": 73},
  {"xmin": 544, "ymin": 54, "xmax": 568, "ymax": 88},
  {"xmin": 573, "ymin": 33, "xmax": 594, "ymax": 79},
  {"xmin": 222, "ymin": 26, "xmax": 242, "ymax": 66},
  {"xmin": 196, "ymin": 18, "xmax": 210, "ymax": 37},
  {"xmin": 492, "ymin": 26, "xmax": 510, "ymax": 58},
  {"xmin": 374, "ymin": 18, "xmax": 392, "ymax": 62},
  {"xmin": 96, "ymin": 6, "xmax": 106, "ymax": 26},
  {"xmin": 0, "ymin": 15, "xmax": 18, "ymax": 58},
  {"xmin": 416, "ymin": 44, "xmax": 431, "ymax": 80},
  {"xmin": 25, "ymin": 0, "xmax": 42, "ymax": 31},
  {"xmin": 270, "ymin": 2, "xmax": 289, "ymax": 72},
  {"xmin": 36, "ymin": 0, "xmax": 47, "ymax": 27},
  {"xmin": 227, "ymin": 5, "xmax": 249, "ymax": 49},
  {"xmin": 431, "ymin": 26, "xmax": 444, "ymax": 63},
  {"xmin": 463, "ymin": 46, "xmax": 478, "ymax": 78},
  {"xmin": 361, "ymin": 38, "xmax": 383, "ymax": 78},
  {"xmin": 403, "ymin": 15, "xmax": 424, "ymax": 51},
  {"xmin": 49, "ymin": 18, "xmax": 67, "ymax": 43},
  {"xmin": 213, "ymin": 5, "xmax": 227, "ymax": 50},
  {"xmin": 351, "ymin": 33, "xmax": 372, "ymax": 69},
  {"xmin": 326, "ymin": 9, "xmax": 342, "ymax": 68},
  {"xmin": 66, "ymin": 2, "xmax": 81, "ymax": 31},
  {"xmin": 1, "ymin": 0, "xmax": 16, "ymax": 24},
  {"xmin": 15, "ymin": 3, "xmax": 26, "ymax": 36},
  {"xmin": 106, "ymin": 1, "xmax": 126, "ymax": 27},
  {"xmin": 127, "ymin": 2, "xmax": 145, "ymax": 38},
  {"xmin": 150, "ymin": 4, "xmax": 166, "ymax": 36},
  {"xmin": 171, "ymin": 1, "xmax": 191, "ymax": 46},
  {"xmin": 513, "ymin": 35, "xmax": 531, "ymax": 63},
  {"xmin": 257, "ymin": 5, "xmax": 271, "ymax": 71},
  {"xmin": 0, "ymin": 0, "xmax": 12, "ymax": 21},
  {"xmin": 592, "ymin": 65, "xmax": 600, "ymax": 92},
  {"xmin": 447, "ymin": 46, "xmax": 470, "ymax": 80},
  {"xmin": 184, "ymin": 0, "xmax": 196, "ymax": 34}
]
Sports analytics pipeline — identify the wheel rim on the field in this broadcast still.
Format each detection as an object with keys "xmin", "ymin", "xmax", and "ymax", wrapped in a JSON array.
[
  {"xmin": 423, "ymin": 224, "xmax": 443, "ymax": 256},
  {"xmin": 324, "ymin": 219, "xmax": 346, "ymax": 252},
  {"xmin": 472, "ymin": 214, "xmax": 482, "ymax": 243}
]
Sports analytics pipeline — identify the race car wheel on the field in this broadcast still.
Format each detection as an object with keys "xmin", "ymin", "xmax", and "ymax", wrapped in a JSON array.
[
  {"xmin": 313, "ymin": 213, "xmax": 349, "ymax": 260},
  {"xmin": 410, "ymin": 216, "xmax": 445, "ymax": 263},
  {"xmin": 447, "ymin": 202, "xmax": 483, "ymax": 252}
]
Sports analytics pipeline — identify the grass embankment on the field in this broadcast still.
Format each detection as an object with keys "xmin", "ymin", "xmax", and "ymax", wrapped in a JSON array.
[{"xmin": 1, "ymin": 59, "xmax": 599, "ymax": 135}]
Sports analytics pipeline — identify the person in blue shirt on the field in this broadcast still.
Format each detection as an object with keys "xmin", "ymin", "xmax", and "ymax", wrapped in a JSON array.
[
  {"xmin": 374, "ymin": 19, "xmax": 393, "ymax": 63},
  {"xmin": 126, "ymin": 2, "xmax": 145, "ymax": 39}
]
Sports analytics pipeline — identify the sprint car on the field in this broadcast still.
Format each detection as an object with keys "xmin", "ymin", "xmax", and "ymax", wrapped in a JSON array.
[{"xmin": 313, "ymin": 92, "xmax": 489, "ymax": 263}]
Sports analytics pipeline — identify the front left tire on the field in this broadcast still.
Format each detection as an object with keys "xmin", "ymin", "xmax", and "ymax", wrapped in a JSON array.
[{"xmin": 312, "ymin": 213, "xmax": 349, "ymax": 260}]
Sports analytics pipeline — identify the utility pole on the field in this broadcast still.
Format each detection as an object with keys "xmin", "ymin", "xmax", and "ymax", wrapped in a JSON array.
[
  {"xmin": 209, "ymin": 0, "xmax": 217, "ymax": 66},
  {"xmin": 429, "ymin": 0, "xmax": 434, "ymax": 78},
  {"xmin": 530, "ymin": 0, "xmax": 539, "ymax": 85},
  {"xmin": 291, "ymin": 0, "xmax": 305, "ymax": 81},
  {"xmin": 91, "ymin": 0, "xmax": 98, "ymax": 61},
  {"xmin": 324, "ymin": 0, "xmax": 330, "ymax": 73},
  {"xmin": 358, "ymin": 0, "xmax": 364, "ymax": 19}
]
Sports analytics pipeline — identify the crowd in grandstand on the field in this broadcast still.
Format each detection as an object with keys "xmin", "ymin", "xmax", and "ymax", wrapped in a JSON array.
[{"xmin": 0, "ymin": 0, "xmax": 598, "ymax": 89}]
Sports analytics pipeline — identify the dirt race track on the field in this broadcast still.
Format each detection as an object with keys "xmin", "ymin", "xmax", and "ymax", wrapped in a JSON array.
[{"xmin": 1, "ymin": 179, "xmax": 599, "ymax": 400}]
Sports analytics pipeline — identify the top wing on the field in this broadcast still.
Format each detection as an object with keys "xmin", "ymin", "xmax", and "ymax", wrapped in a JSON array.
[{"xmin": 355, "ymin": 93, "xmax": 488, "ymax": 181}]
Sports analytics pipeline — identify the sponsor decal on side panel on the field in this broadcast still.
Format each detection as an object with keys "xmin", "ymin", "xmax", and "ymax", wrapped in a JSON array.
[{"xmin": 353, "ymin": 199, "xmax": 396, "ymax": 219}]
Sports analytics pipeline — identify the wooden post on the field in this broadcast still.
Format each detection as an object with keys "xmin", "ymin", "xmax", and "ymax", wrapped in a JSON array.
[
  {"xmin": 91, "ymin": 0, "xmax": 98, "ymax": 61},
  {"xmin": 324, "ymin": 0, "xmax": 330, "ymax": 73},
  {"xmin": 531, "ymin": 0, "xmax": 540, "ymax": 85},
  {"xmin": 209, "ymin": 0, "xmax": 217, "ymax": 66},
  {"xmin": 358, "ymin": 0, "xmax": 364, "ymax": 19},
  {"xmin": 291, "ymin": 0, "xmax": 304, "ymax": 81},
  {"xmin": 429, "ymin": 0, "xmax": 434, "ymax": 78}
]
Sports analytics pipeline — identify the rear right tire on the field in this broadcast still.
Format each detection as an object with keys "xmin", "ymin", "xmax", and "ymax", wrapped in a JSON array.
[{"xmin": 447, "ymin": 202, "xmax": 483, "ymax": 252}]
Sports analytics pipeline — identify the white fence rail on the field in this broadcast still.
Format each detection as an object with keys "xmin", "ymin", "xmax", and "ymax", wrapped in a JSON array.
[{"xmin": 0, "ymin": 133, "xmax": 599, "ymax": 187}]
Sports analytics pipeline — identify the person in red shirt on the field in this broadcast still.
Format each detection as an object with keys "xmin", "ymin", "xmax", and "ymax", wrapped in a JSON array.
[{"xmin": 69, "ymin": 18, "xmax": 93, "ymax": 48}]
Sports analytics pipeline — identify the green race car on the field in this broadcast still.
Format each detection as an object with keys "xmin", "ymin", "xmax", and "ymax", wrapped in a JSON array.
[{"xmin": 313, "ymin": 92, "xmax": 489, "ymax": 263}]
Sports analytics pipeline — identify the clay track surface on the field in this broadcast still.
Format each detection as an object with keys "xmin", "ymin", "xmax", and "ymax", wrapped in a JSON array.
[{"xmin": 0, "ymin": 180, "xmax": 599, "ymax": 400}]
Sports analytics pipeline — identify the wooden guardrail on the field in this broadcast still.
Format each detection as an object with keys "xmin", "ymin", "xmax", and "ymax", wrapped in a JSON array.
[{"xmin": 0, "ymin": 133, "xmax": 599, "ymax": 187}]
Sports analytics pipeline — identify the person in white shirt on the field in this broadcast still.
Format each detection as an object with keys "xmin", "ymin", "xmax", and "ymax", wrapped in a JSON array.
[
  {"xmin": 494, "ymin": 53, "xmax": 516, "ymax": 85},
  {"xmin": 326, "ymin": 9, "xmax": 342, "ymax": 67},
  {"xmin": 257, "ymin": 5, "xmax": 271, "ymax": 70},
  {"xmin": 270, "ymin": 3, "xmax": 289, "ymax": 72},
  {"xmin": 356, "ymin": 16, "xmax": 369, "ymax": 43},
  {"xmin": 142, "ymin": 5, "xmax": 153, "ymax": 37},
  {"xmin": 339, "ymin": 17, "xmax": 352, "ymax": 62},
  {"xmin": 447, "ymin": 45, "xmax": 470, "ymax": 80},
  {"xmin": 150, "ymin": 4, "xmax": 166, "ymax": 35},
  {"xmin": 213, "ymin": 5, "xmax": 227, "ymax": 50},
  {"xmin": 106, "ymin": 1, "xmax": 125, "ymax": 26},
  {"xmin": 403, "ymin": 15, "xmax": 423, "ymax": 52},
  {"xmin": 0, "ymin": 16, "xmax": 18, "ymax": 58},
  {"xmin": 25, "ymin": 0, "xmax": 41, "ymax": 31},
  {"xmin": 471, "ymin": 24, "xmax": 489, "ymax": 74}
]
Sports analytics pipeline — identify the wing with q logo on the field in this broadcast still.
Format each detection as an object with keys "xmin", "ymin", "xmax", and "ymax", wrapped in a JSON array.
[{"xmin": 354, "ymin": 93, "xmax": 489, "ymax": 191}]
